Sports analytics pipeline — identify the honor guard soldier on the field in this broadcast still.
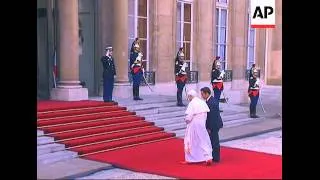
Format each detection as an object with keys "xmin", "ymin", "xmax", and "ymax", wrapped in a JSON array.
[
  {"xmin": 175, "ymin": 47, "xmax": 188, "ymax": 106},
  {"xmin": 130, "ymin": 43, "xmax": 144, "ymax": 100},
  {"xmin": 248, "ymin": 68, "xmax": 260, "ymax": 118},
  {"xmin": 249, "ymin": 64, "xmax": 256, "ymax": 80},
  {"xmin": 211, "ymin": 56, "xmax": 225, "ymax": 109},
  {"xmin": 101, "ymin": 47, "xmax": 116, "ymax": 102},
  {"xmin": 130, "ymin": 38, "xmax": 140, "ymax": 54}
]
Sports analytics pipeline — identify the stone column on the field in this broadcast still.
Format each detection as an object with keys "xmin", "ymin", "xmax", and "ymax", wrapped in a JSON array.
[
  {"xmin": 195, "ymin": 0, "xmax": 214, "ymax": 90},
  {"xmin": 229, "ymin": 0, "xmax": 249, "ymax": 104},
  {"xmin": 147, "ymin": 0, "xmax": 176, "ymax": 95},
  {"xmin": 50, "ymin": 0, "xmax": 88, "ymax": 101},
  {"xmin": 111, "ymin": 0, "xmax": 131, "ymax": 98},
  {"xmin": 267, "ymin": 0, "xmax": 282, "ymax": 85}
]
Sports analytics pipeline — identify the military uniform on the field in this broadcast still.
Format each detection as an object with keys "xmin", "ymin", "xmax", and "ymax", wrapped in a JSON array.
[
  {"xmin": 248, "ymin": 68, "xmax": 260, "ymax": 118},
  {"xmin": 175, "ymin": 48, "xmax": 188, "ymax": 106},
  {"xmin": 249, "ymin": 64, "xmax": 256, "ymax": 80},
  {"xmin": 101, "ymin": 47, "xmax": 116, "ymax": 102},
  {"xmin": 211, "ymin": 57, "xmax": 225, "ymax": 108},
  {"xmin": 130, "ymin": 43, "xmax": 144, "ymax": 100}
]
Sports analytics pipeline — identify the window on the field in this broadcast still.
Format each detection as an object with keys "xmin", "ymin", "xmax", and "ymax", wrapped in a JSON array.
[
  {"xmin": 215, "ymin": 0, "xmax": 228, "ymax": 70},
  {"xmin": 128, "ymin": 0, "xmax": 149, "ymax": 70},
  {"xmin": 176, "ymin": 0, "xmax": 193, "ymax": 71},
  {"xmin": 247, "ymin": 2, "xmax": 256, "ymax": 69}
]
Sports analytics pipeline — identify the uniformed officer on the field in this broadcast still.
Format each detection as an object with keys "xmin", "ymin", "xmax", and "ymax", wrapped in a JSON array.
[
  {"xmin": 249, "ymin": 64, "xmax": 256, "ymax": 80},
  {"xmin": 175, "ymin": 47, "xmax": 188, "ymax": 106},
  {"xmin": 101, "ymin": 47, "xmax": 116, "ymax": 102},
  {"xmin": 248, "ymin": 68, "xmax": 260, "ymax": 118},
  {"xmin": 211, "ymin": 56, "xmax": 225, "ymax": 109},
  {"xmin": 130, "ymin": 43, "xmax": 144, "ymax": 100},
  {"xmin": 130, "ymin": 37, "xmax": 140, "ymax": 53}
]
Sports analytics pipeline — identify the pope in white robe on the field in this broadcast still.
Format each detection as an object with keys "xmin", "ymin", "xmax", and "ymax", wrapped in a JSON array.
[{"xmin": 183, "ymin": 90, "xmax": 213, "ymax": 165}]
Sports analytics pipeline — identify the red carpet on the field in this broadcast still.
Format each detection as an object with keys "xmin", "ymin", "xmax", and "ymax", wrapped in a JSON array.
[
  {"xmin": 85, "ymin": 138, "xmax": 282, "ymax": 179},
  {"xmin": 37, "ymin": 111, "xmax": 136, "ymax": 126},
  {"xmin": 38, "ymin": 106, "xmax": 127, "ymax": 119},
  {"xmin": 37, "ymin": 100, "xmax": 116, "ymax": 112},
  {"xmin": 37, "ymin": 100, "xmax": 175, "ymax": 154},
  {"xmin": 38, "ymin": 100, "xmax": 281, "ymax": 179},
  {"xmin": 61, "ymin": 126, "xmax": 164, "ymax": 147}
]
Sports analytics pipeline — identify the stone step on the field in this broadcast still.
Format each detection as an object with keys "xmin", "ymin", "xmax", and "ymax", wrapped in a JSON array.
[
  {"xmin": 170, "ymin": 117, "xmax": 265, "ymax": 138},
  {"xmin": 37, "ymin": 150, "xmax": 78, "ymax": 165},
  {"xmin": 173, "ymin": 129, "xmax": 185, "ymax": 138},
  {"xmin": 116, "ymin": 98, "xmax": 177, "ymax": 106},
  {"xmin": 153, "ymin": 117, "xmax": 185, "ymax": 126},
  {"xmin": 223, "ymin": 112, "xmax": 250, "ymax": 122},
  {"xmin": 134, "ymin": 109, "xmax": 158, "ymax": 116},
  {"xmin": 164, "ymin": 122, "xmax": 186, "ymax": 131},
  {"xmin": 117, "ymin": 97, "xmax": 190, "ymax": 107},
  {"xmin": 37, "ymin": 143, "xmax": 66, "ymax": 156},
  {"xmin": 173, "ymin": 118, "xmax": 281, "ymax": 143},
  {"xmin": 127, "ymin": 102, "xmax": 178, "ymax": 111},
  {"xmin": 37, "ymin": 136, "xmax": 55, "ymax": 145},
  {"xmin": 225, "ymin": 118, "xmax": 265, "ymax": 128},
  {"xmin": 144, "ymin": 110, "xmax": 185, "ymax": 121},
  {"xmin": 158, "ymin": 106, "xmax": 187, "ymax": 113},
  {"xmin": 38, "ymin": 130, "xmax": 44, "ymax": 136},
  {"xmin": 135, "ymin": 106, "xmax": 186, "ymax": 116},
  {"xmin": 37, "ymin": 158, "xmax": 113, "ymax": 180},
  {"xmin": 224, "ymin": 117, "xmax": 264, "ymax": 128}
]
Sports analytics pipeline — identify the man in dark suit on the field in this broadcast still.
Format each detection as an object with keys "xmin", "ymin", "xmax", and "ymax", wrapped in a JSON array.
[
  {"xmin": 200, "ymin": 87, "xmax": 223, "ymax": 162},
  {"xmin": 101, "ymin": 46, "xmax": 116, "ymax": 102}
]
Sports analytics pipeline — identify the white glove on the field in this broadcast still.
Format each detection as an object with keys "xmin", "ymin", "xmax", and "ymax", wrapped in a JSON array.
[
  {"xmin": 219, "ymin": 71, "xmax": 225, "ymax": 79},
  {"xmin": 142, "ymin": 68, "xmax": 145, "ymax": 73},
  {"xmin": 255, "ymin": 79, "xmax": 260, "ymax": 87}
]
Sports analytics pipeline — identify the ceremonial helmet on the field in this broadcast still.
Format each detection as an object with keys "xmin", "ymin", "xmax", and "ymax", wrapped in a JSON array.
[
  {"xmin": 178, "ymin": 47, "xmax": 185, "ymax": 60},
  {"xmin": 134, "ymin": 42, "xmax": 140, "ymax": 52},
  {"xmin": 214, "ymin": 59, "xmax": 221, "ymax": 70},
  {"xmin": 212, "ymin": 56, "xmax": 221, "ymax": 69}
]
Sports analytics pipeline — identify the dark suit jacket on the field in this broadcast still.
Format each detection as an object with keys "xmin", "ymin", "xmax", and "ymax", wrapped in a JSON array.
[
  {"xmin": 206, "ymin": 96, "xmax": 223, "ymax": 131},
  {"xmin": 101, "ymin": 56, "xmax": 116, "ymax": 78}
]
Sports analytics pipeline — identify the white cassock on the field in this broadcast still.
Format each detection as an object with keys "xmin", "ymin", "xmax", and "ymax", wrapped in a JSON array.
[{"xmin": 184, "ymin": 97, "xmax": 213, "ymax": 162}]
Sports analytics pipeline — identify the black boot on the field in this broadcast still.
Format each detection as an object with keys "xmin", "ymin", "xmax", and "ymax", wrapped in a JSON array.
[
  {"xmin": 136, "ymin": 86, "xmax": 143, "ymax": 100},
  {"xmin": 250, "ymin": 107, "xmax": 254, "ymax": 118},
  {"xmin": 133, "ymin": 87, "xmax": 138, "ymax": 100},
  {"xmin": 177, "ymin": 91, "xmax": 185, "ymax": 106},
  {"xmin": 253, "ymin": 107, "xmax": 259, "ymax": 118}
]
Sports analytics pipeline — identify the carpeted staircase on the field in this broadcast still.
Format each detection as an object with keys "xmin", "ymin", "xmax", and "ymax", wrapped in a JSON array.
[
  {"xmin": 37, "ymin": 97, "xmax": 267, "ymax": 165},
  {"xmin": 37, "ymin": 100, "xmax": 175, "ymax": 164},
  {"xmin": 109, "ymin": 96, "xmax": 265, "ymax": 138}
]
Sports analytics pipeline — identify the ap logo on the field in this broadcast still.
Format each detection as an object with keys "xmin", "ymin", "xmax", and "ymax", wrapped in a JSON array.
[{"xmin": 250, "ymin": 0, "xmax": 275, "ymax": 28}]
